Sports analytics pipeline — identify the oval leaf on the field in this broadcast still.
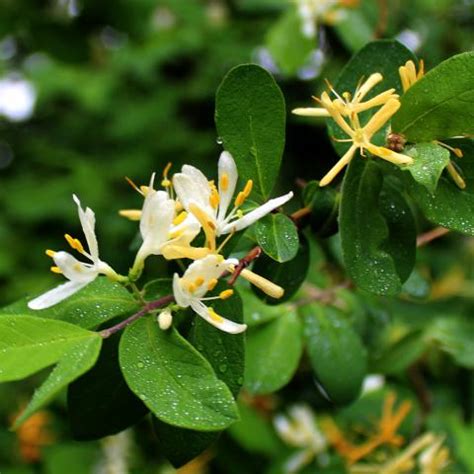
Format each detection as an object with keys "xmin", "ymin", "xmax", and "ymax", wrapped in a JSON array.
[
  {"xmin": 215, "ymin": 64, "xmax": 286, "ymax": 199},
  {"xmin": 393, "ymin": 51, "xmax": 474, "ymax": 141},
  {"xmin": 404, "ymin": 143, "xmax": 450, "ymax": 194},
  {"xmin": 119, "ymin": 317, "xmax": 239, "ymax": 431},
  {"xmin": 255, "ymin": 213, "xmax": 299, "ymax": 263},
  {"xmin": 302, "ymin": 304, "xmax": 367, "ymax": 404},
  {"xmin": 340, "ymin": 158, "xmax": 416, "ymax": 295},
  {"xmin": 244, "ymin": 310, "xmax": 302, "ymax": 394}
]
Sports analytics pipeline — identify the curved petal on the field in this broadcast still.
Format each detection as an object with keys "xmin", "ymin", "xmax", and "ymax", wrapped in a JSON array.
[
  {"xmin": 220, "ymin": 191, "xmax": 294, "ymax": 234},
  {"xmin": 139, "ymin": 190, "xmax": 175, "ymax": 250},
  {"xmin": 73, "ymin": 194, "xmax": 99, "ymax": 262},
  {"xmin": 173, "ymin": 173, "xmax": 211, "ymax": 212},
  {"xmin": 172, "ymin": 273, "xmax": 190, "ymax": 308},
  {"xmin": 53, "ymin": 251, "xmax": 98, "ymax": 283},
  {"xmin": 27, "ymin": 280, "xmax": 91, "ymax": 310},
  {"xmin": 190, "ymin": 300, "xmax": 247, "ymax": 334},
  {"xmin": 217, "ymin": 151, "xmax": 238, "ymax": 221}
]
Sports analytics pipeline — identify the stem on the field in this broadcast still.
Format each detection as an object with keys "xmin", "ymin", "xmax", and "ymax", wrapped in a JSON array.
[
  {"xmin": 290, "ymin": 206, "xmax": 311, "ymax": 223},
  {"xmin": 99, "ymin": 294, "xmax": 175, "ymax": 338},
  {"xmin": 416, "ymin": 226, "xmax": 450, "ymax": 247}
]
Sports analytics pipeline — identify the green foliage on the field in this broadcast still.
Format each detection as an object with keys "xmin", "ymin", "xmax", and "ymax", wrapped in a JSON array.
[
  {"xmin": 215, "ymin": 64, "xmax": 286, "ymax": 200},
  {"xmin": 302, "ymin": 304, "xmax": 367, "ymax": 404},
  {"xmin": 244, "ymin": 309, "xmax": 302, "ymax": 395},
  {"xmin": 404, "ymin": 143, "xmax": 451, "ymax": 194},
  {"xmin": 393, "ymin": 51, "xmax": 474, "ymax": 141},
  {"xmin": 119, "ymin": 317, "xmax": 239, "ymax": 431},
  {"xmin": 255, "ymin": 213, "xmax": 299, "ymax": 262},
  {"xmin": 339, "ymin": 158, "xmax": 415, "ymax": 295}
]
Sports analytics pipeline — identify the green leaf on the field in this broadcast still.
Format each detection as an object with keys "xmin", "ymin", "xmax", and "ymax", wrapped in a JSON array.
[
  {"xmin": 370, "ymin": 331, "xmax": 425, "ymax": 374},
  {"xmin": 404, "ymin": 140, "xmax": 474, "ymax": 236},
  {"xmin": 1, "ymin": 278, "xmax": 139, "ymax": 329},
  {"xmin": 244, "ymin": 309, "xmax": 302, "ymax": 394},
  {"xmin": 189, "ymin": 283, "xmax": 245, "ymax": 397},
  {"xmin": 151, "ymin": 284, "xmax": 245, "ymax": 467},
  {"xmin": 0, "ymin": 316, "xmax": 101, "ymax": 382},
  {"xmin": 392, "ymin": 51, "xmax": 474, "ymax": 141},
  {"xmin": 266, "ymin": 9, "xmax": 315, "ymax": 76},
  {"xmin": 328, "ymin": 40, "xmax": 416, "ymax": 156},
  {"xmin": 340, "ymin": 158, "xmax": 416, "ymax": 295},
  {"xmin": 252, "ymin": 233, "xmax": 310, "ymax": 304},
  {"xmin": 428, "ymin": 317, "xmax": 474, "ymax": 368},
  {"xmin": 152, "ymin": 419, "xmax": 219, "ymax": 468},
  {"xmin": 302, "ymin": 304, "xmax": 367, "ymax": 404},
  {"xmin": 215, "ymin": 64, "xmax": 286, "ymax": 199},
  {"xmin": 239, "ymin": 286, "xmax": 288, "ymax": 327},
  {"xmin": 119, "ymin": 317, "xmax": 239, "ymax": 431},
  {"xmin": 303, "ymin": 180, "xmax": 339, "ymax": 237},
  {"xmin": 255, "ymin": 213, "xmax": 299, "ymax": 263},
  {"xmin": 0, "ymin": 316, "xmax": 103, "ymax": 427},
  {"xmin": 404, "ymin": 143, "xmax": 451, "ymax": 194},
  {"xmin": 43, "ymin": 443, "xmax": 100, "ymax": 474},
  {"xmin": 228, "ymin": 401, "xmax": 282, "ymax": 456},
  {"xmin": 67, "ymin": 333, "xmax": 148, "ymax": 440}
]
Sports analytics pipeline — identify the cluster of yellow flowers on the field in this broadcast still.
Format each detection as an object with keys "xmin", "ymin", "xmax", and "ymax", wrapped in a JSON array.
[{"xmin": 294, "ymin": 59, "xmax": 465, "ymax": 189}]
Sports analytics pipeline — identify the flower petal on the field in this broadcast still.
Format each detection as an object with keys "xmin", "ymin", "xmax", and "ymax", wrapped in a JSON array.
[
  {"xmin": 190, "ymin": 300, "xmax": 247, "ymax": 334},
  {"xmin": 53, "ymin": 251, "xmax": 98, "ymax": 283},
  {"xmin": 217, "ymin": 151, "xmax": 238, "ymax": 220},
  {"xmin": 73, "ymin": 194, "xmax": 99, "ymax": 262},
  {"xmin": 173, "ymin": 172, "xmax": 211, "ymax": 212},
  {"xmin": 172, "ymin": 272, "xmax": 190, "ymax": 308},
  {"xmin": 27, "ymin": 280, "xmax": 91, "ymax": 310},
  {"xmin": 220, "ymin": 191, "xmax": 294, "ymax": 234}
]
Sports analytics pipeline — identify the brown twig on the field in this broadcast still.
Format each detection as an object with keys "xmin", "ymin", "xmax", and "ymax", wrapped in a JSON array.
[
  {"xmin": 374, "ymin": 0, "xmax": 389, "ymax": 38},
  {"xmin": 99, "ymin": 294, "xmax": 175, "ymax": 338},
  {"xmin": 228, "ymin": 246, "xmax": 262, "ymax": 285},
  {"xmin": 416, "ymin": 227, "xmax": 450, "ymax": 247}
]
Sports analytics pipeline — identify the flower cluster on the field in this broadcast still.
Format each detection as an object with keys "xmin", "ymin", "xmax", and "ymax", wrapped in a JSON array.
[
  {"xmin": 28, "ymin": 152, "xmax": 294, "ymax": 334},
  {"xmin": 293, "ymin": 71, "xmax": 414, "ymax": 186}
]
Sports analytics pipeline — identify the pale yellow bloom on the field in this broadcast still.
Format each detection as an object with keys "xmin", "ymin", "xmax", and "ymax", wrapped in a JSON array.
[{"xmin": 398, "ymin": 59, "xmax": 424, "ymax": 92}]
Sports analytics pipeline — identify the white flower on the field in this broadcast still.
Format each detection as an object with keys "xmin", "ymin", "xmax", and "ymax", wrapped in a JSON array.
[
  {"xmin": 172, "ymin": 151, "xmax": 293, "ymax": 251},
  {"xmin": 132, "ymin": 174, "xmax": 201, "ymax": 271},
  {"xmin": 172, "ymin": 254, "xmax": 247, "ymax": 334},
  {"xmin": 274, "ymin": 404, "xmax": 327, "ymax": 473},
  {"xmin": 28, "ymin": 195, "xmax": 119, "ymax": 310}
]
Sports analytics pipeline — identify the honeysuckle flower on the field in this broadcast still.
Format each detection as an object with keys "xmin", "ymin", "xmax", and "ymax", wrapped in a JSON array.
[
  {"xmin": 130, "ymin": 173, "xmax": 203, "ymax": 275},
  {"xmin": 317, "ymin": 96, "xmax": 413, "ymax": 186},
  {"xmin": 157, "ymin": 308, "xmax": 173, "ymax": 330},
  {"xmin": 274, "ymin": 404, "xmax": 327, "ymax": 473},
  {"xmin": 172, "ymin": 151, "xmax": 293, "ymax": 251},
  {"xmin": 172, "ymin": 254, "xmax": 247, "ymax": 334},
  {"xmin": 28, "ymin": 195, "xmax": 121, "ymax": 310},
  {"xmin": 293, "ymin": 73, "xmax": 398, "ymax": 118}
]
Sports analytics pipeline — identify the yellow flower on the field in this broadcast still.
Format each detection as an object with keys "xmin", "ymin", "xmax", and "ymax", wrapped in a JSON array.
[{"xmin": 398, "ymin": 59, "xmax": 424, "ymax": 92}]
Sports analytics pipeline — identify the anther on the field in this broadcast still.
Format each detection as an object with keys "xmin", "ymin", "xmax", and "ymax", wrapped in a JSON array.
[
  {"xmin": 207, "ymin": 278, "xmax": 218, "ymax": 291},
  {"xmin": 50, "ymin": 266, "xmax": 62, "ymax": 274},
  {"xmin": 45, "ymin": 249, "xmax": 56, "ymax": 258},
  {"xmin": 173, "ymin": 211, "xmax": 188, "ymax": 226},
  {"xmin": 219, "ymin": 289, "xmax": 234, "ymax": 300},
  {"xmin": 220, "ymin": 173, "xmax": 229, "ymax": 191}
]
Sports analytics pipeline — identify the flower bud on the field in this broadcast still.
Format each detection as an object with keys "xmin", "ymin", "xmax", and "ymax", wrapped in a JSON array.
[{"xmin": 157, "ymin": 309, "xmax": 173, "ymax": 330}]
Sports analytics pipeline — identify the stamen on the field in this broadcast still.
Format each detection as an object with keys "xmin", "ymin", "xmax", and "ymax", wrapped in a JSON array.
[
  {"xmin": 243, "ymin": 179, "xmax": 253, "ymax": 197},
  {"xmin": 446, "ymin": 161, "xmax": 466, "ymax": 189},
  {"xmin": 65, "ymin": 234, "xmax": 84, "ymax": 253},
  {"xmin": 208, "ymin": 308, "xmax": 224, "ymax": 323},
  {"xmin": 50, "ymin": 266, "xmax": 62, "ymax": 274},
  {"xmin": 125, "ymin": 176, "xmax": 144, "ymax": 196},
  {"xmin": 173, "ymin": 211, "xmax": 188, "ymax": 226},
  {"xmin": 220, "ymin": 173, "xmax": 229, "ymax": 191},
  {"xmin": 140, "ymin": 185, "xmax": 150, "ymax": 196},
  {"xmin": 219, "ymin": 289, "xmax": 234, "ymax": 300},
  {"xmin": 45, "ymin": 249, "xmax": 56, "ymax": 258},
  {"xmin": 187, "ymin": 282, "xmax": 197, "ymax": 293},
  {"xmin": 163, "ymin": 162, "xmax": 172, "ymax": 178},
  {"xmin": 209, "ymin": 189, "xmax": 220, "ymax": 209},
  {"xmin": 119, "ymin": 209, "xmax": 142, "ymax": 221},
  {"xmin": 161, "ymin": 178, "xmax": 171, "ymax": 187},
  {"xmin": 216, "ymin": 229, "xmax": 235, "ymax": 254},
  {"xmin": 189, "ymin": 203, "xmax": 217, "ymax": 251},
  {"xmin": 436, "ymin": 141, "xmax": 464, "ymax": 158},
  {"xmin": 234, "ymin": 191, "xmax": 246, "ymax": 207},
  {"xmin": 207, "ymin": 278, "xmax": 218, "ymax": 291}
]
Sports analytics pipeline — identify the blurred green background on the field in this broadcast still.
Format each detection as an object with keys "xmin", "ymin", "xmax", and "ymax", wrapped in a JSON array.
[{"xmin": 0, "ymin": 0, "xmax": 473, "ymax": 472}]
